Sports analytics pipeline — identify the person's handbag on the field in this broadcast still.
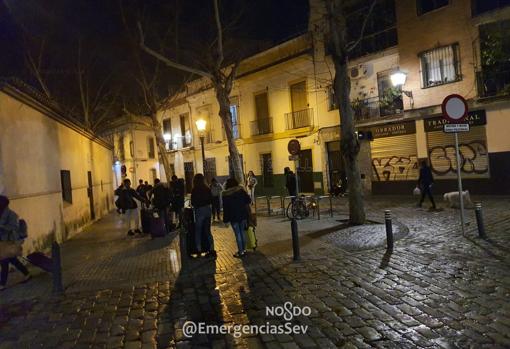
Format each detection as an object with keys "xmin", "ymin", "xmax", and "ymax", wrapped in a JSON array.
[
  {"xmin": 0, "ymin": 240, "xmax": 22, "ymax": 260},
  {"xmin": 413, "ymin": 186, "xmax": 421, "ymax": 196}
]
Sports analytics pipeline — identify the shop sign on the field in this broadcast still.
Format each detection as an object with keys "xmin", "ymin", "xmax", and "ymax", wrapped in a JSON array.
[
  {"xmin": 371, "ymin": 121, "xmax": 416, "ymax": 139},
  {"xmin": 424, "ymin": 110, "xmax": 486, "ymax": 132}
]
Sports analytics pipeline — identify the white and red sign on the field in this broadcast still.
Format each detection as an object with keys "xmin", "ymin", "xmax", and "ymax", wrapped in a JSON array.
[{"xmin": 441, "ymin": 94, "xmax": 468, "ymax": 123}]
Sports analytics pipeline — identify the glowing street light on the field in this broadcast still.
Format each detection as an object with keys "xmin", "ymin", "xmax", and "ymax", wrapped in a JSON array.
[{"xmin": 195, "ymin": 119, "xmax": 207, "ymax": 173}]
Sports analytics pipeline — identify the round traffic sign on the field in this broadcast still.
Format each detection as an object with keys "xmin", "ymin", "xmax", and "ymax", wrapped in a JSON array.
[
  {"xmin": 442, "ymin": 94, "xmax": 468, "ymax": 123},
  {"xmin": 287, "ymin": 139, "xmax": 301, "ymax": 155}
]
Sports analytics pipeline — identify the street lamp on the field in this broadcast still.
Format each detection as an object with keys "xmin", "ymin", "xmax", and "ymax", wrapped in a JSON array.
[
  {"xmin": 195, "ymin": 119, "xmax": 207, "ymax": 173},
  {"xmin": 390, "ymin": 69, "xmax": 414, "ymax": 108}
]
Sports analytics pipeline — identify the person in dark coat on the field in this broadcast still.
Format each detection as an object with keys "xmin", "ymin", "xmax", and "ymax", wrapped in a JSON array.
[
  {"xmin": 170, "ymin": 175, "xmax": 185, "ymax": 227},
  {"xmin": 115, "ymin": 179, "xmax": 149, "ymax": 235},
  {"xmin": 191, "ymin": 174, "xmax": 216, "ymax": 257},
  {"xmin": 417, "ymin": 160, "xmax": 437, "ymax": 209},
  {"xmin": 0, "ymin": 195, "xmax": 30, "ymax": 290},
  {"xmin": 152, "ymin": 178, "xmax": 173, "ymax": 233},
  {"xmin": 284, "ymin": 167, "xmax": 297, "ymax": 197},
  {"xmin": 222, "ymin": 178, "xmax": 251, "ymax": 258}
]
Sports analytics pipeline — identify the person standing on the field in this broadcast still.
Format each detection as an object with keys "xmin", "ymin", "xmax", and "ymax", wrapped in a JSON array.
[
  {"xmin": 245, "ymin": 171, "xmax": 257, "ymax": 203},
  {"xmin": 151, "ymin": 178, "xmax": 173, "ymax": 233},
  {"xmin": 0, "ymin": 195, "xmax": 30, "ymax": 291},
  {"xmin": 115, "ymin": 179, "xmax": 148, "ymax": 236},
  {"xmin": 417, "ymin": 160, "xmax": 437, "ymax": 210},
  {"xmin": 284, "ymin": 167, "xmax": 297, "ymax": 197},
  {"xmin": 210, "ymin": 178, "xmax": 223, "ymax": 222},
  {"xmin": 190, "ymin": 174, "xmax": 216, "ymax": 257},
  {"xmin": 222, "ymin": 178, "xmax": 251, "ymax": 258},
  {"xmin": 170, "ymin": 175, "xmax": 185, "ymax": 227}
]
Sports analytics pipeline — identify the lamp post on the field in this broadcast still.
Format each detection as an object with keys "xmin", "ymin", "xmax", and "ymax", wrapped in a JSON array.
[
  {"xmin": 195, "ymin": 119, "xmax": 207, "ymax": 173},
  {"xmin": 390, "ymin": 69, "xmax": 414, "ymax": 108}
]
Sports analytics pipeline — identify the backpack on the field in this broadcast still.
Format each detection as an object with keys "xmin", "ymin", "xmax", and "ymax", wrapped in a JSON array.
[{"xmin": 18, "ymin": 219, "xmax": 28, "ymax": 239}]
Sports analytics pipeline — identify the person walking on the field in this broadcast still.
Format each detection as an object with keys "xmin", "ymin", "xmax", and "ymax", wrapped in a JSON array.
[
  {"xmin": 151, "ymin": 178, "xmax": 173, "ymax": 233},
  {"xmin": 0, "ymin": 195, "xmax": 30, "ymax": 291},
  {"xmin": 210, "ymin": 178, "xmax": 223, "ymax": 222},
  {"xmin": 190, "ymin": 174, "xmax": 216, "ymax": 257},
  {"xmin": 222, "ymin": 178, "xmax": 251, "ymax": 258},
  {"xmin": 417, "ymin": 160, "xmax": 437, "ymax": 210},
  {"xmin": 245, "ymin": 171, "xmax": 257, "ymax": 203},
  {"xmin": 284, "ymin": 167, "xmax": 297, "ymax": 197},
  {"xmin": 115, "ymin": 179, "xmax": 148, "ymax": 236},
  {"xmin": 170, "ymin": 175, "xmax": 185, "ymax": 227}
]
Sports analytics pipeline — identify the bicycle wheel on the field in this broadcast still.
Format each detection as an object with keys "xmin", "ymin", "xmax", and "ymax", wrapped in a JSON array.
[
  {"xmin": 286, "ymin": 201, "xmax": 294, "ymax": 219},
  {"xmin": 293, "ymin": 200, "xmax": 308, "ymax": 220}
]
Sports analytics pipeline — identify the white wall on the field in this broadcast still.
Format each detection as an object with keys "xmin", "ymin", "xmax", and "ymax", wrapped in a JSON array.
[{"xmin": 0, "ymin": 90, "xmax": 114, "ymax": 252}]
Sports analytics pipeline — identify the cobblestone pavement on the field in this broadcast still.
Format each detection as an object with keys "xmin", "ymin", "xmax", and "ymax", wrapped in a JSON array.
[{"xmin": 0, "ymin": 196, "xmax": 509, "ymax": 348}]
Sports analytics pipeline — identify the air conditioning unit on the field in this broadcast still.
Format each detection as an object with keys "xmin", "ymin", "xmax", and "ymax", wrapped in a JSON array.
[{"xmin": 349, "ymin": 64, "xmax": 369, "ymax": 80}]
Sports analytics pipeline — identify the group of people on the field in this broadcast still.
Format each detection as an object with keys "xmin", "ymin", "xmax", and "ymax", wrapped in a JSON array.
[
  {"xmin": 114, "ymin": 175, "xmax": 185, "ymax": 236},
  {"xmin": 191, "ymin": 174, "xmax": 252, "ymax": 258}
]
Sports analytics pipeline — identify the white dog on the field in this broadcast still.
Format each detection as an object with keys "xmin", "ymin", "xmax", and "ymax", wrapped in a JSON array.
[{"xmin": 443, "ymin": 190, "xmax": 474, "ymax": 208}]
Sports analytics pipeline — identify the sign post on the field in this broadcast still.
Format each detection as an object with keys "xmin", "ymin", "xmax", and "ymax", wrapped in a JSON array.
[
  {"xmin": 288, "ymin": 140, "xmax": 301, "ymax": 195},
  {"xmin": 441, "ymin": 94, "xmax": 468, "ymax": 236}
]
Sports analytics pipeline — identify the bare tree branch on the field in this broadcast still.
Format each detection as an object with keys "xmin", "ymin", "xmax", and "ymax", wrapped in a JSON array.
[
  {"xmin": 213, "ymin": 0, "xmax": 224, "ymax": 69},
  {"xmin": 137, "ymin": 21, "xmax": 213, "ymax": 79},
  {"xmin": 346, "ymin": 0, "xmax": 377, "ymax": 53}
]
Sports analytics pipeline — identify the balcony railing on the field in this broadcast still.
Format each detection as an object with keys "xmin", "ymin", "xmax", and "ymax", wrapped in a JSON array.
[
  {"xmin": 222, "ymin": 123, "xmax": 241, "ymax": 140},
  {"xmin": 250, "ymin": 117, "xmax": 273, "ymax": 136},
  {"xmin": 285, "ymin": 108, "xmax": 313, "ymax": 130},
  {"xmin": 352, "ymin": 96, "xmax": 403, "ymax": 122},
  {"xmin": 476, "ymin": 69, "xmax": 510, "ymax": 98}
]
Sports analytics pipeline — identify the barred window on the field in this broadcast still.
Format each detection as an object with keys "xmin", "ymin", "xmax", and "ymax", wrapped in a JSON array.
[
  {"xmin": 60, "ymin": 170, "xmax": 72, "ymax": 204},
  {"xmin": 420, "ymin": 44, "xmax": 461, "ymax": 88}
]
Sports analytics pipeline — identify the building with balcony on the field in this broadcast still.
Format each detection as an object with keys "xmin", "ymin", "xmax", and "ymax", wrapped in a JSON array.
[
  {"xmin": 157, "ymin": 0, "xmax": 510, "ymax": 197},
  {"xmin": 101, "ymin": 114, "xmax": 162, "ymax": 188}
]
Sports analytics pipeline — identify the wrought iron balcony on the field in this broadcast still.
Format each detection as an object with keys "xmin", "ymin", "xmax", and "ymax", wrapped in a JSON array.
[
  {"xmin": 250, "ymin": 117, "xmax": 273, "ymax": 136},
  {"xmin": 476, "ymin": 69, "xmax": 510, "ymax": 98},
  {"xmin": 352, "ymin": 96, "xmax": 403, "ymax": 122},
  {"xmin": 285, "ymin": 108, "xmax": 313, "ymax": 130}
]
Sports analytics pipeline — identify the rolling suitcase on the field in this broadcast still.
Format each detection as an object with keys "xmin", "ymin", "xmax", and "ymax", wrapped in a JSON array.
[
  {"xmin": 140, "ymin": 208, "xmax": 151, "ymax": 234},
  {"xmin": 150, "ymin": 210, "xmax": 166, "ymax": 238}
]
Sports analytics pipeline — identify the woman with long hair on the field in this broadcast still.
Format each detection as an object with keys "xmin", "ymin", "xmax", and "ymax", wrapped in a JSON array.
[
  {"xmin": 190, "ymin": 174, "xmax": 216, "ymax": 257},
  {"xmin": 222, "ymin": 177, "xmax": 251, "ymax": 257}
]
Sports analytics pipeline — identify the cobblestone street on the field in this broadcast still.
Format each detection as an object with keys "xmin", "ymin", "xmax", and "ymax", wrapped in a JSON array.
[{"xmin": 1, "ymin": 197, "xmax": 510, "ymax": 348}]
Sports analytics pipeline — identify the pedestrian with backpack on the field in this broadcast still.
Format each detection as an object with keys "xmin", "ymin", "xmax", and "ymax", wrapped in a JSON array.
[
  {"xmin": 114, "ymin": 179, "xmax": 149, "ymax": 236},
  {"xmin": 0, "ymin": 195, "xmax": 30, "ymax": 290},
  {"xmin": 152, "ymin": 178, "xmax": 174, "ymax": 234}
]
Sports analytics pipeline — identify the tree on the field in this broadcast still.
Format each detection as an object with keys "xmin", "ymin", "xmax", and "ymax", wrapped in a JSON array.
[
  {"xmin": 320, "ymin": 0, "xmax": 376, "ymax": 225},
  {"xmin": 137, "ymin": 0, "xmax": 245, "ymax": 184}
]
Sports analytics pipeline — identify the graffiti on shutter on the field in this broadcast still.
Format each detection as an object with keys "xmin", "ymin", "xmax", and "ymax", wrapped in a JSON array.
[
  {"xmin": 427, "ymin": 127, "xmax": 489, "ymax": 179},
  {"xmin": 371, "ymin": 134, "xmax": 419, "ymax": 181}
]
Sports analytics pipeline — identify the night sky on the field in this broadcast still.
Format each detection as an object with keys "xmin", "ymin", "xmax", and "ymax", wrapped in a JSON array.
[{"xmin": 0, "ymin": 0, "xmax": 310, "ymax": 79}]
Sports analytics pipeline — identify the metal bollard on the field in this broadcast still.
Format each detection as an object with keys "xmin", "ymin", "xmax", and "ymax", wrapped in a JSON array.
[
  {"xmin": 475, "ymin": 202, "xmax": 487, "ymax": 239},
  {"xmin": 51, "ymin": 241, "xmax": 64, "ymax": 295},
  {"xmin": 385, "ymin": 210, "xmax": 394, "ymax": 251},
  {"xmin": 291, "ymin": 218, "xmax": 301, "ymax": 261}
]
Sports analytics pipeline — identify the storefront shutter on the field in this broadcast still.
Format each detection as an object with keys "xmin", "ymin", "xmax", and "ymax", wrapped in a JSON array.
[
  {"xmin": 370, "ymin": 134, "xmax": 419, "ymax": 181},
  {"xmin": 426, "ymin": 126, "xmax": 489, "ymax": 179}
]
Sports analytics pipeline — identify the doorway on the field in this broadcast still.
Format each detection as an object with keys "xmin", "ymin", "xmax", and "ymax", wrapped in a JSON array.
[
  {"xmin": 327, "ymin": 141, "xmax": 345, "ymax": 191},
  {"xmin": 184, "ymin": 162, "xmax": 194, "ymax": 194},
  {"xmin": 87, "ymin": 171, "xmax": 95, "ymax": 220},
  {"xmin": 297, "ymin": 149, "xmax": 314, "ymax": 193}
]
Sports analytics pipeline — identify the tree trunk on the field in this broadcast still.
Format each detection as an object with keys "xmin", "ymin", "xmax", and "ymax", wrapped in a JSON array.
[
  {"xmin": 327, "ymin": 0, "xmax": 366, "ymax": 225},
  {"xmin": 215, "ymin": 86, "xmax": 244, "ymax": 185},
  {"xmin": 150, "ymin": 114, "xmax": 173, "ymax": 183}
]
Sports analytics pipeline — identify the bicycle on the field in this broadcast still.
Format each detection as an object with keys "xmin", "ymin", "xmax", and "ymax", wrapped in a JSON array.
[{"xmin": 286, "ymin": 195, "xmax": 316, "ymax": 220}]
